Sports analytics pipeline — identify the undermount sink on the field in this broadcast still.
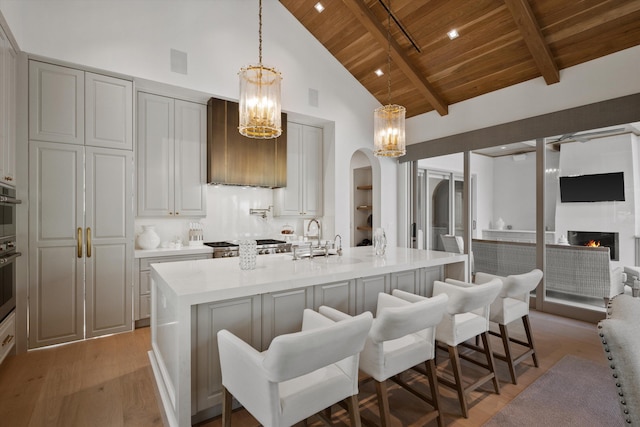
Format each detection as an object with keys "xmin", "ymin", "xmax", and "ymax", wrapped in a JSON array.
[{"xmin": 311, "ymin": 255, "xmax": 362, "ymax": 265}]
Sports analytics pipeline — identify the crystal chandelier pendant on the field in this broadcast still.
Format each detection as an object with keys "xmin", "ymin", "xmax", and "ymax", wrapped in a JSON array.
[
  {"xmin": 238, "ymin": 64, "xmax": 282, "ymax": 139},
  {"xmin": 374, "ymin": 104, "xmax": 406, "ymax": 157},
  {"xmin": 238, "ymin": 0, "xmax": 282, "ymax": 139}
]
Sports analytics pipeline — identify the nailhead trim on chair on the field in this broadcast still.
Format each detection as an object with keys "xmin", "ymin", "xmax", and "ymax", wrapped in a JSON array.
[{"xmin": 598, "ymin": 296, "xmax": 632, "ymax": 424}]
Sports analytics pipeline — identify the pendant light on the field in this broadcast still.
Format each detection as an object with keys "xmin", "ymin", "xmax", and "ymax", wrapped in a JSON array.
[
  {"xmin": 238, "ymin": 0, "xmax": 282, "ymax": 139},
  {"xmin": 374, "ymin": 0, "xmax": 406, "ymax": 157}
]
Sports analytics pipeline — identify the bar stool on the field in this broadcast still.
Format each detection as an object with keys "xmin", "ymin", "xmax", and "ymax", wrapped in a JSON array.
[
  {"xmin": 321, "ymin": 291, "xmax": 449, "ymax": 427},
  {"xmin": 217, "ymin": 309, "xmax": 373, "ymax": 427},
  {"xmin": 474, "ymin": 269, "xmax": 543, "ymax": 384},
  {"xmin": 432, "ymin": 277, "xmax": 503, "ymax": 418}
]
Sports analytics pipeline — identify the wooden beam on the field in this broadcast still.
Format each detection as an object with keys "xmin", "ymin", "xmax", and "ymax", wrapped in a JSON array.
[
  {"xmin": 504, "ymin": 0, "xmax": 560, "ymax": 85},
  {"xmin": 341, "ymin": 0, "xmax": 449, "ymax": 116}
]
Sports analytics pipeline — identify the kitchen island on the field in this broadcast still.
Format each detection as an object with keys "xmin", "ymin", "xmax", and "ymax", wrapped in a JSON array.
[{"xmin": 148, "ymin": 246, "xmax": 468, "ymax": 426}]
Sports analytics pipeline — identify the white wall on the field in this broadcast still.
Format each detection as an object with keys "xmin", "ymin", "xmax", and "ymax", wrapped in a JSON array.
[
  {"xmin": 555, "ymin": 134, "xmax": 638, "ymax": 268},
  {"xmin": 0, "ymin": 0, "xmax": 395, "ymax": 245}
]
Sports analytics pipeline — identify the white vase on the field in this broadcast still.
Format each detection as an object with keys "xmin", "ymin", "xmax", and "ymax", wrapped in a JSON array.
[
  {"xmin": 495, "ymin": 217, "xmax": 505, "ymax": 230},
  {"xmin": 137, "ymin": 225, "xmax": 160, "ymax": 249}
]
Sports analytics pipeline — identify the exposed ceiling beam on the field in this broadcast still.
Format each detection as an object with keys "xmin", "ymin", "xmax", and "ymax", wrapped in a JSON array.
[
  {"xmin": 341, "ymin": 0, "xmax": 449, "ymax": 116},
  {"xmin": 504, "ymin": 0, "xmax": 560, "ymax": 85}
]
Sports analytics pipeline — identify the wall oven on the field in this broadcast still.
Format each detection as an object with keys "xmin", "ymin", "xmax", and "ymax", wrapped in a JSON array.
[{"xmin": 0, "ymin": 184, "xmax": 20, "ymax": 322}]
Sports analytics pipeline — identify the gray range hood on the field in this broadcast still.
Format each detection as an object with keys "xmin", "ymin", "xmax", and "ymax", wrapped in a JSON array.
[{"xmin": 207, "ymin": 97, "xmax": 287, "ymax": 188}]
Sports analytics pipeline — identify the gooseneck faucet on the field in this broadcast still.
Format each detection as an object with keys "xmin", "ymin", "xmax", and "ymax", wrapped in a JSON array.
[
  {"xmin": 307, "ymin": 218, "xmax": 321, "ymax": 243},
  {"xmin": 334, "ymin": 234, "xmax": 343, "ymax": 256}
]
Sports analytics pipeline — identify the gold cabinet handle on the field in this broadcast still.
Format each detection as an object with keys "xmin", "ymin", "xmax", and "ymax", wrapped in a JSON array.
[
  {"xmin": 77, "ymin": 227, "xmax": 83, "ymax": 258},
  {"xmin": 2, "ymin": 334, "xmax": 14, "ymax": 347},
  {"xmin": 86, "ymin": 227, "xmax": 92, "ymax": 258}
]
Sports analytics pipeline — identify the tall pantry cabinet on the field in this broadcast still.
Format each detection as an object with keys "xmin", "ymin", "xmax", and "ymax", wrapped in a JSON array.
[{"xmin": 28, "ymin": 61, "xmax": 134, "ymax": 348}]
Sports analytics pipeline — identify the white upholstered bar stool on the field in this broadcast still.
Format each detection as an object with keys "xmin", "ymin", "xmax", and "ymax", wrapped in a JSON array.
[
  {"xmin": 474, "ymin": 269, "xmax": 543, "ymax": 384},
  {"xmin": 321, "ymin": 291, "xmax": 449, "ymax": 427},
  {"xmin": 432, "ymin": 278, "xmax": 503, "ymax": 418},
  {"xmin": 217, "ymin": 309, "xmax": 373, "ymax": 427}
]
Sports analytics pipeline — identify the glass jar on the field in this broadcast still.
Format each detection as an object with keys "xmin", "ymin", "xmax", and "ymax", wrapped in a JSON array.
[
  {"xmin": 374, "ymin": 228, "xmax": 386, "ymax": 256},
  {"xmin": 239, "ymin": 240, "xmax": 257, "ymax": 270}
]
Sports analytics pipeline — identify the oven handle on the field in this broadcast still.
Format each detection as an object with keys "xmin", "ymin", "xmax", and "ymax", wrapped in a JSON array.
[
  {"xmin": 0, "ymin": 196, "xmax": 21, "ymax": 204},
  {"xmin": 0, "ymin": 252, "xmax": 21, "ymax": 264}
]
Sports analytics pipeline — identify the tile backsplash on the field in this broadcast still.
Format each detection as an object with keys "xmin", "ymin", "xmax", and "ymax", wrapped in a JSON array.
[{"xmin": 134, "ymin": 185, "xmax": 321, "ymax": 248}]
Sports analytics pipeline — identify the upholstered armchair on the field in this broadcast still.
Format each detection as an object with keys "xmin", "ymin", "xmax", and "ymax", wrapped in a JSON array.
[{"xmin": 597, "ymin": 294, "xmax": 640, "ymax": 425}]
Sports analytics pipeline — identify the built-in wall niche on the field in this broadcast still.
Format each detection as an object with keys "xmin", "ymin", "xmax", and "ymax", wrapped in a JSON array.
[{"xmin": 353, "ymin": 166, "xmax": 372, "ymax": 246}]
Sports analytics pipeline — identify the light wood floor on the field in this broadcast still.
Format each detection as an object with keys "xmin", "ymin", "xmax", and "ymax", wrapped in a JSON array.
[{"xmin": 0, "ymin": 310, "xmax": 607, "ymax": 427}]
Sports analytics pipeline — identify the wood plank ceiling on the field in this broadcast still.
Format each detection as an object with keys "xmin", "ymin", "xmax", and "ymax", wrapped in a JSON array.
[{"xmin": 279, "ymin": 0, "xmax": 640, "ymax": 118}]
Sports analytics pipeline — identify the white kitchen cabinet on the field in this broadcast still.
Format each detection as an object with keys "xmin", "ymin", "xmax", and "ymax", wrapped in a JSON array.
[
  {"xmin": 196, "ymin": 295, "xmax": 261, "ymax": 413},
  {"xmin": 313, "ymin": 279, "xmax": 355, "ymax": 314},
  {"xmin": 0, "ymin": 26, "xmax": 16, "ymax": 185},
  {"xmin": 28, "ymin": 141, "xmax": 134, "ymax": 348},
  {"xmin": 134, "ymin": 253, "xmax": 211, "ymax": 324},
  {"xmin": 391, "ymin": 269, "xmax": 422, "ymax": 295},
  {"xmin": 274, "ymin": 122, "xmax": 323, "ymax": 217},
  {"xmin": 261, "ymin": 286, "xmax": 313, "ymax": 348},
  {"xmin": 355, "ymin": 274, "xmax": 390, "ymax": 315},
  {"xmin": 0, "ymin": 311, "xmax": 15, "ymax": 365},
  {"xmin": 29, "ymin": 61, "xmax": 133, "ymax": 150},
  {"xmin": 137, "ymin": 92, "xmax": 206, "ymax": 217}
]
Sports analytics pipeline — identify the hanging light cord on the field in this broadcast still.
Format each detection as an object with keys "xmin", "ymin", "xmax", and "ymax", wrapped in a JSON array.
[
  {"xmin": 258, "ymin": 0, "xmax": 263, "ymax": 65},
  {"xmin": 386, "ymin": 0, "xmax": 392, "ymax": 106}
]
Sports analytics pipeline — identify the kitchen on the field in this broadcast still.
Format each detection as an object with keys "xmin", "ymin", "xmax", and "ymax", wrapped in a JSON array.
[{"xmin": 0, "ymin": 0, "xmax": 639, "ymax": 425}]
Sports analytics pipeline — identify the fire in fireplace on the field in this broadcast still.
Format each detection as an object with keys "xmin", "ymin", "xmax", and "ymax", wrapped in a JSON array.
[{"xmin": 568, "ymin": 231, "xmax": 619, "ymax": 261}]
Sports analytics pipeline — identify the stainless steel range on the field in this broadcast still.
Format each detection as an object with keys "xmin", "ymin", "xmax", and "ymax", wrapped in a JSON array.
[{"xmin": 205, "ymin": 239, "xmax": 291, "ymax": 258}]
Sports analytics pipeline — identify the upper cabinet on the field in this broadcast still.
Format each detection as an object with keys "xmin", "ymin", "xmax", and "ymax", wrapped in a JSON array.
[
  {"xmin": 274, "ymin": 122, "xmax": 323, "ymax": 217},
  {"xmin": 207, "ymin": 97, "xmax": 287, "ymax": 188},
  {"xmin": 29, "ymin": 61, "xmax": 133, "ymax": 150},
  {"xmin": 137, "ymin": 92, "xmax": 207, "ymax": 217},
  {"xmin": 0, "ymin": 26, "xmax": 16, "ymax": 185}
]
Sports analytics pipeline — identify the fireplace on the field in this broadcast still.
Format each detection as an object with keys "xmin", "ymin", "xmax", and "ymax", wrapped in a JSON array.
[{"xmin": 568, "ymin": 231, "xmax": 619, "ymax": 261}]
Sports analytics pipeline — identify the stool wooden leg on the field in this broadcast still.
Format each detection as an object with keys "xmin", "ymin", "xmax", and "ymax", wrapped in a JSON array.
[
  {"xmin": 222, "ymin": 386, "xmax": 232, "ymax": 427},
  {"xmin": 499, "ymin": 323, "xmax": 518, "ymax": 385},
  {"xmin": 523, "ymin": 314, "xmax": 539, "ymax": 367},
  {"xmin": 426, "ymin": 359, "xmax": 445, "ymax": 427},
  {"xmin": 448, "ymin": 345, "xmax": 469, "ymax": 418},
  {"xmin": 346, "ymin": 394, "xmax": 362, "ymax": 427},
  {"xmin": 481, "ymin": 332, "xmax": 500, "ymax": 394},
  {"xmin": 375, "ymin": 380, "xmax": 392, "ymax": 427}
]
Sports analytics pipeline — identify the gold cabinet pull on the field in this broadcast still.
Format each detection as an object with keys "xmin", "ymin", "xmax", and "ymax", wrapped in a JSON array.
[
  {"xmin": 86, "ymin": 227, "xmax": 92, "ymax": 258},
  {"xmin": 2, "ymin": 334, "xmax": 14, "ymax": 347},
  {"xmin": 77, "ymin": 227, "xmax": 83, "ymax": 258}
]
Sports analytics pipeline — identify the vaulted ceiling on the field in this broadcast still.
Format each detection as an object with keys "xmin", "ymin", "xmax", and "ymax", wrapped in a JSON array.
[{"xmin": 279, "ymin": 0, "xmax": 640, "ymax": 118}]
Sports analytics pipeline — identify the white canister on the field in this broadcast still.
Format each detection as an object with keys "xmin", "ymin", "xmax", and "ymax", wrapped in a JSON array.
[
  {"xmin": 495, "ymin": 217, "xmax": 505, "ymax": 230},
  {"xmin": 137, "ymin": 225, "xmax": 161, "ymax": 249}
]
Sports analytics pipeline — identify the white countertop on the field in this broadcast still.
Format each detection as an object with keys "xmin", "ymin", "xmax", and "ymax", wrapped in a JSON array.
[
  {"xmin": 151, "ymin": 246, "xmax": 467, "ymax": 305},
  {"xmin": 135, "ymin": 245, "xmax": 213, "ymax": 258}
]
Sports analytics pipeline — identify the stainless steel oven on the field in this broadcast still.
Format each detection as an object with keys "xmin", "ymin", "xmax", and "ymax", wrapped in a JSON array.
[{"xmin": 0, "ymin": 184, "xmax": 20, "ymax": 322}]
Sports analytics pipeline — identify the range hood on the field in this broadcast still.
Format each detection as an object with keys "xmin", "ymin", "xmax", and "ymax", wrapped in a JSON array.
[{"xmin": 207, "ymin": 97, "xmax": 287, "ymax": 188}]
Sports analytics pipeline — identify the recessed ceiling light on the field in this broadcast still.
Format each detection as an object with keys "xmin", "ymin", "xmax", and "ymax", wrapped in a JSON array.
[
  {"xmin": 314, "ymin": 2, "xmax": 325, "ymax": 13},
  {"xmin": 447, "ymin": 29, "xmax": 459, "ymax": 40},
  {"xmin": 501, "ymin": 146, "xmax": 507, "ymax": 150},
  {"xmin": 374, "ymin": 69, "xmax": 384, "ymax": 77}
]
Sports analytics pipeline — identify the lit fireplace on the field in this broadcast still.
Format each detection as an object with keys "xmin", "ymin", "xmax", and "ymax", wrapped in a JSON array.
[{"xmin": 568, "ymin": 231, "xmax": 619, "ymax": 261}]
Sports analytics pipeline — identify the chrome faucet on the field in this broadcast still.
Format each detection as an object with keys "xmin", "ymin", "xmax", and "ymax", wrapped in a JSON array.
[
  {"xmin": 307, "ymin": 218, "xmax": 321, "ymax": 243},
  {"xmin": 334, "ymin": 234, "xmax": 343, "ymax": 256}
]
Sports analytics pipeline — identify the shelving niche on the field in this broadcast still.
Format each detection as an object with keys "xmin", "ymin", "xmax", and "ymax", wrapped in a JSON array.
[{"xmin": 353, "ymin": 167, "xmax": 372, "ymax": 246}]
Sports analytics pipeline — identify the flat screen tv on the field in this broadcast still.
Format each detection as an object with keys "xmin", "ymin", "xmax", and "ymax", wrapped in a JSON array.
[{"xmin": 559, "ymin": 172, "xmax": 625, "ymax": 203}]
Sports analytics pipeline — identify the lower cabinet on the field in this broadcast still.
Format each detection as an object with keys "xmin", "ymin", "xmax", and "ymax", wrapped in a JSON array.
[
  {"xmin": 135, "ymin": 253, "xmax": 211, "ymax": 325},
  {"xmin": 0, "ymin": 311, "xmax": 15, "ymax": 365},
  {"xmin": 192, "ymin": 267, "xmax": 438, "ymax": 417}
]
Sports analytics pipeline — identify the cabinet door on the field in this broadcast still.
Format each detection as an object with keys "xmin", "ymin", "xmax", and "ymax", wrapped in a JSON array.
[
  {"xmin": 85, "ymin": 147, "xmax": 134, "ymax": 337},
  {"xmin": 28, "ymin": 141, "xmax": 84, "ymax": 348},
  {"xmin": 85, "ymin": 73, "xmax": 133, "ymax": 150},
  {"xmin": 275, "ymin": 122, "xmax": 303, "ymax": 215},
  {"xmin": 137, "ymin": 92, "xmax": 174, "ymax": 216},
  {"xmin": 391, "ymin": 269, "xmax": 421, "ymax": 295},
  {"xmin": 29, "ymin": 61, "xmax": 84, "ymax": 145},
  {"xmin": 356, "ymin": 274, "xmax": 389, "ymax": 315},
  {"xmin": 174, "ymin": 100, "xmax": 206, "ymax": 216},
  {"xmin": 196, "ymin": 296, "xmax": 261, "ymax": 412},
  {"xmin": 262, "ymin": 287, "xmax": 313, "ymax": 349},
  {"xmin": 3, "ymin": 43, "xmax": 16, "ymax": 184},
  {"xmin": 314, "ymin": 280, "xmax": 354, "ymax": 314},
  {"xmin": 302, "ymin": 124, "xmax": 323, "ymax": 216}
]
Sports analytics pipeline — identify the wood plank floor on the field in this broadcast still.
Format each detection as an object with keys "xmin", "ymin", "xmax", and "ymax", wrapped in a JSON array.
[{"xmin": 0, "ymin": 310, "xmax": 607, "ymax": 427}]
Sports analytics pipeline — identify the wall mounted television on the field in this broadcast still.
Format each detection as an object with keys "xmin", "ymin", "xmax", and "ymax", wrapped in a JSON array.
[{"xmin": 559, "ymin": 172, "xmax": 625, "ymax": 203}]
